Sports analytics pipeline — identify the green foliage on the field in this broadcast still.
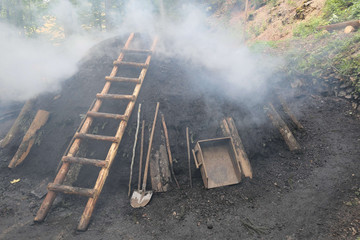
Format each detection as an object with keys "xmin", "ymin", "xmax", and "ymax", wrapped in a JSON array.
[
  {"xmin": 324, "ymin": 0, "xmax": 360, "ymax": 23},
  {"xmin": 249, "ymin": 40, "xmax": 279, "ymax": 52},
  {"xmin": 293, "ymin": 17, "xmax": 329, "ymax": 38},
  {"xmin": 286, "ymin": 32, "xmax": 360, "ymax": 93}
]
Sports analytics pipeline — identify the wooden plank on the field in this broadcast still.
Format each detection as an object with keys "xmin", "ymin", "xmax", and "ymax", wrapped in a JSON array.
[
  {"xmin": 8, "ymin": 110, "xmax": 49, "ymax": 168},
  {"xmin": 62, "ymin": 156, "xmax": 108, "ymax": 168},
  {"xmin": 221, "ymin": 117, "xmax": 252, "ymax": 179},
  {"xmin": 0, "ymin": 99, "xmax": 35, "ymax": 148},
  {"xmin": 161, "ymin": 114, "xmax": 180, "ymax": 189},
  {"xmin": 266, "ymin": 103, "xmax": 301, "ymax": 151},
  {"xmin": 47, "ymin": 183, "xmax": 96, "ymax": 197}
]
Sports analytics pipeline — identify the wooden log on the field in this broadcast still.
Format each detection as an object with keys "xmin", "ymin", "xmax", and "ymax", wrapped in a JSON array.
[
  {"xmin": 265, "ymin": 103, "xmax": 301, "ymax": 151},
  {"xmin": 186, "ymin": 127, "xmax": 192, "ymax": 188},
  {"xmin": 317, "ymin": 20, "xmax": 360, "ymax": 31},
  {"xmin": 161, "ymin": 114, "xmax": 180, "ymax": 189},
  {"xmin": 220, "ymin": 117, "xmax": 252, "ymax": 179},
  {"xmin": 8, "ymin": 110, "xmax": 49, "ymax": 168},
  {"xmin": 277, "ymin": 96, "xmax": 304, "ymax": 130},
  {"xmin": 0, "ymin": 99, "xmax": 35, "ymax": 148}
]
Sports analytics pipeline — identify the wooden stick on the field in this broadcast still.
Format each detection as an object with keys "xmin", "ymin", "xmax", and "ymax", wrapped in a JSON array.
[
  {"xmin": 161, "ymin": 114, "xmax": 180, "ymax": 189},
  {"xmin": 266, "ymin": 103, "xmax": 301, "ymax": 151},
  {"xmin": 143, "ymin": 102, "xmax": 160, "ymax": 192},
  {"xmin": 128, "ymin": 104, "xmax": 141, "ymax": 196},
  {"xmin": 8, "ymin": 110, "xmax": 49, "ymax": 168},
  {"xmin": 186, "ymin": 127, "xmax": 192, "ymax": 188},
  {"xmin": 0, "ymin": 98, "xmax": 35, "ymax": 148},
  {"xmin": 138, "ymin": 120, "xmax": 145, "ymax": 191},
  {"xmin": 277, "ymin": 96, "xmax": 304, "ymax": 130},
  {"xmin": 221, "ymin": 117, "xmax": 253, "ymax": 179}
]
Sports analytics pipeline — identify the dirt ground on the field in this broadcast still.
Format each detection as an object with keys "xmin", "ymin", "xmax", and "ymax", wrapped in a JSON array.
[{"xmin": 0, "ymin": 34, "xmax": 359, "ymax": 239}]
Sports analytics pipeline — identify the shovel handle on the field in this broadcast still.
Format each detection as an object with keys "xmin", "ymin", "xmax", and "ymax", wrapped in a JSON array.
[
  {"xmin": 192, "ymin": 149, "xmax": 202, "ymax": 168},
  {"xmin": 142, "ymin": 102, "xmax": 160, "ymax": 192}
]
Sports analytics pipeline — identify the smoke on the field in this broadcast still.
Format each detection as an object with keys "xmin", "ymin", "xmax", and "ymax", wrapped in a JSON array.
[{"xmin": 0, "ymin": 0, "xmax": 279, "ymax": 105}]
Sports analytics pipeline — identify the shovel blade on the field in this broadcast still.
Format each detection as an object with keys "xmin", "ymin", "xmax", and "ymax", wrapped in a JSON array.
[{"xmin": 130, "ymin": 190, "xmax": 153, "ymax": 208}]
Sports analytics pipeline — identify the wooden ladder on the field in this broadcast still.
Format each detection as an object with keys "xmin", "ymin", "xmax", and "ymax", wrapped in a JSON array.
[{"xmin": 34, "ymin": 33, "xmax": 158, "ymax": 231}]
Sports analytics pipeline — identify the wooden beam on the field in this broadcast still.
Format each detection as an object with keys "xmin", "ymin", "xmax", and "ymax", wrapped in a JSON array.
[
  {"xmin": 0, "ymin": 99, "xmax": 35, "ymax": 148},
  {"xmin": 220, "ymin": 117, "xmax": 252, "ymax": 179},
  {"xmin": 265, "ymin": 103, "xmax": 301, "ymax": 151}
]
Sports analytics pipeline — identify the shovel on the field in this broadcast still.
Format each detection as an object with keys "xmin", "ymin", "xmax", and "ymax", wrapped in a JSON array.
[{"xmin": 131, "ymin": 102, "xmax": 159, "ymax": 208}]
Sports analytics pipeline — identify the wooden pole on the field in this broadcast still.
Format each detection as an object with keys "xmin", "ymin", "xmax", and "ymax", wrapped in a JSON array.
[
  {"xmin": 143, "ymin": 102, "xmax": 160, "ymax": 192},
  {"xmin": 0, "ymin": 98, "xmax": 35, "ymax": 148},
  {"xmin": 137, "ymin": 120, "xmax": 145, "ymax": 191},
  {"xmin": 221, "ymin": 117, "xmax": 253, "ymax": 179},
  {"xmin": 266, "ymin": 103, "xmax": 301, "ymax": 151},
  {"xmin": 128, "ymin": 104, "xmax": 141, "ymax": 196},
  {"xmin": 186, "ymin": 127, "xmax": 192, "ymax": 188},
  {"xmin": 161, "ymin": 114, "xmax": 180, "ymax": 189},
  {"xmin": 8, "ymin": 110, "xmax": 49, "ymax": 168}
]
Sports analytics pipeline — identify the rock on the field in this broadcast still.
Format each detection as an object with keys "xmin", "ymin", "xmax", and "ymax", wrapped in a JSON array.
[
  {"xmin": 338, "ymin": 91, "xmax": 346, "ymax": 97},
  {"xmin": 352, "ymin": 102, "xmax": 358, "ymax": 109},
  {"xmin": 345, "ymin": 95, "xmax": 352, "ymax": 99},
  {"xmin": 346, "ymin": 88, "xmax": 354, "ymax": 93},
  {"xmin": 344, "ymin": 25, "xmax": 356, "ymax": 34},
  {"xmin": 340, "ymin": 82, "xmax": 351, "ymax": 89}
]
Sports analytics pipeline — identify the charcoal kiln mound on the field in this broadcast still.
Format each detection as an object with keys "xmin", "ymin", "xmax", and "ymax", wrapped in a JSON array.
[{"xmin": 1, "ymin": 33, "xmax": 360, "ymax": 239}]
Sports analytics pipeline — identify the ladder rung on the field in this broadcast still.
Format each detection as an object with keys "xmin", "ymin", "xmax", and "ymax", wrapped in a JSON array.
[
  {"xmin": 48, "ymin": 183, "xmax": 96, "ymax": 197},
  {"xmin": 96, "ymin": 93, "xmax": 135, "ymax": 101},
  {"xmin": 121, "ymin": 48, "xmax": 152, "ymax": 54},
  {"xmin": 113, "ymin": 61, "xmax": 148, "ymax": 68},
  {"xmin": 87, "ymin": 111, "xmax": 128, "ymax": 121},
  {"xmin": 62, "ymin": 156, "xmax": 108, "ymax": 168},
  {"xmin": 105, "ymin": 76, "xmax": 141, "ymax": 83},
  {"xmin": 74, "ymin": 133, "xmax": 120, "ymax": 142}
]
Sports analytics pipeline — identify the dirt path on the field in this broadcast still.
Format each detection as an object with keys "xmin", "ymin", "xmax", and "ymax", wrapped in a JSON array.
[{"xmin": 0, "ymin": 36, "xmax": 359, "ymax": 239}]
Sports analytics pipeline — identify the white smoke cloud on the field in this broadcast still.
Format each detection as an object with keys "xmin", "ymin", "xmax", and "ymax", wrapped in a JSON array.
[{"xmin": 0, "ymin": 0, "xmax": 279, "ymax": 104}]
